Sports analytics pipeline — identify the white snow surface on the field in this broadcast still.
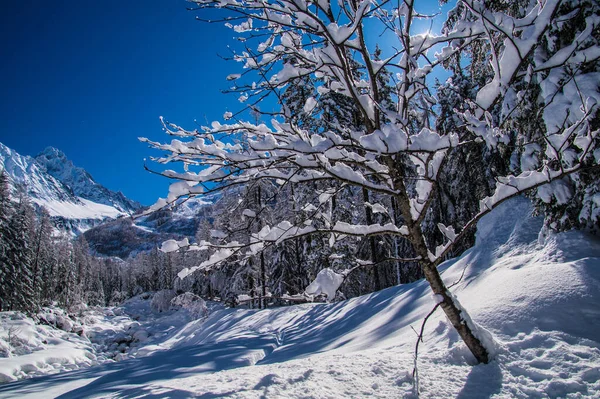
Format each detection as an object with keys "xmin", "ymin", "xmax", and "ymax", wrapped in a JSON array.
[
  {"xmin": 0, "ymin": 296, "xmax": 219, "ymax": 386},
  {"xmin": 1, "ymin": 197, "xmax": 600, "ymax": 398},
  {"xmin": 31, "ymin": 198, "xmax": 125, "ymax": 221}
]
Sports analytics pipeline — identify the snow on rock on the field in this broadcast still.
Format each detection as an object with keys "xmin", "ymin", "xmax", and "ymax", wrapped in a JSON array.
[
  {"xmin": 150, "ymin": 290, "xmax": 177, "ymax": 313},
  {"xmin": 0, "ymin": 312, "xmax": 96, "ymax": 384},
  {"xmin": 170, "ymin": 293, "xmax": 208, "ymax": 319},
  {"xmin": 305, "ymin": 267, "xmax": 344, "ymax": 301},
  {"xmin": 0, "ymin": 142, "xmax": 139, "ymax": 235},
  {"xmin": 0, "ymin": 294, "xmax": 220, "ymax": 385},
  {"xmin": 31, "ymin": 198, "xmax": 125, "ymax": 221},
  {"xmin": 34, "ymin": 146, "xmax": 140, "ymax": 213}
]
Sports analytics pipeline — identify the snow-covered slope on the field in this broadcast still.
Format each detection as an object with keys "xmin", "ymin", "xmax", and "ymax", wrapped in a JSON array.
[
  {"xmin": 0, "ymin": 142, "xmax": 141, "ymax": 234},
  {"xmin": 1, "ymin": 197, "xmax": 599, "ymax": 398},
  {"xmin": 35, "ymin": 147, "xmax": 139, "ymax": 214}
]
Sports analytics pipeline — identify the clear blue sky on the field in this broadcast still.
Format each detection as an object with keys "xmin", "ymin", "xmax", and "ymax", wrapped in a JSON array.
[
  {"xmin": 0, "ymin": 0, "xmax": 233, "ymax": 205},
  {"xmin": 0, "ymin": 0, "xmax": 449, "ymax": 206}
]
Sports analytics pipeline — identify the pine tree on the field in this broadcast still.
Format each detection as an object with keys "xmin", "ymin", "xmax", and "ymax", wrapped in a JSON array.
[
  {"xmin": 55, "ymin": 241, "xmax": 77, "ymax": 310},
  {"xmin": 7, "ymin": 189, "xmax": 37, "ymax": 312},
  {"xmin": 31, "ymin": 208, "xmax": 54, "ymax": 306},
  {"xmin": 0, "ymin": 171, "xmax": 14, "ymax": 311},
  {"xmin": 86, "ymin": 265, "xmax": 105, "ymax": 306},
  {"xmin": 73, "ymin": 235, "xmax": 93, "ymax": 305},
  {"xmin": 162, "ymin": 252, "xmax": 174, "ymax": 290}
]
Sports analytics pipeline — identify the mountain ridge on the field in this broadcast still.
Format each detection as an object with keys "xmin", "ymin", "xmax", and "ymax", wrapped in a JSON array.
[
  {"xmin": 34, "ymin": 146, "xmax": 140, "ymax": 213},
  {"xmin": 0, "ymin": 141, "xmax": 141, "ymax": 235},
  {"xmin": 0, "ymin": 141, "xmax": 214, "ymax": 257}
]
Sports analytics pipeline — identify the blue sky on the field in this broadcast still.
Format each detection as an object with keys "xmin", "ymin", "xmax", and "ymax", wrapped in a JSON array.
[
  {"xmin": 0, "ymin": 0, "xmax": 233, "ymax": 205},
  {"xmin": 0, "ymin": 0, "xmax": 449, "ymax": 206}
]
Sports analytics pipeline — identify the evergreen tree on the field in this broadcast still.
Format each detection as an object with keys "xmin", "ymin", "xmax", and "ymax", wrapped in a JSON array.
[
  {"xmin": 55, "ymin": 241, "xmax": 77, "ymax": 309},
  {"xmin": 73, "ymin": 235, "xmax": 93, "ymax": 304},
  {"xmin": 30, "ymin": 208, "xmax": 53, "ymax": 306},
  {"xmin": 7, "ymin": 189, "xmax": 37, "ymax": 312},
  {"xmin": 0, "ymin": 171, "xmax": 14, "ymax": 311}
]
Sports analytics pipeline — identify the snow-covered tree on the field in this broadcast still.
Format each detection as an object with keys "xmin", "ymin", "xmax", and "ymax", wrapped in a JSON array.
[
  {"xmin": 8, "ymin": 190, "xmax": 37, "ymax": 312},
  {"xmin": 143, "ymin": 0, "xmax": 600, "ymax": 363},
  {"xmin": 441, "ymin": 0, "xmax": 600, "ymax": 234},
  {"xmin": 30, "ymin": 208, "xmax": 54, "ymax": 306},
  {"xmin": 55, "ymin": 241, "xmax": 78, "ymax": 310},
  {"xmin": 0, "ymin": 171, "xmax": 15, "ymax": 311}
]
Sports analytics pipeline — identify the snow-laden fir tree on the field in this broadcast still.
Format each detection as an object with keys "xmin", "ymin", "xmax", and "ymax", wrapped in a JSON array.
[
  {"xmin": 30, "ymin": 208, "xmax": 54, "ymax": 306},
  {"xmin": 8, "ymin": 189, "xmax": 37, "ymax": 312},
  {"xmin": 0, "ymin": 171, "xmax": 14, "ymax": 312},
  {"xmin": 441, "ymin": 0, "xmax": 600, "ymax": 234},
  {"xmin": 143, "ymin": 0, "xmax": 600, "ymax": 363}
]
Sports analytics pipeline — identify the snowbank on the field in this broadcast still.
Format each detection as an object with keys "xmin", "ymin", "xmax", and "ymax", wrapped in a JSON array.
[
  {"xmin": 0, "ymin": 293, "xmax": 213, "ymax": 384},
  {"xmin": 0, "ymin": 312, "xmax": 96, "ymax": 384}
]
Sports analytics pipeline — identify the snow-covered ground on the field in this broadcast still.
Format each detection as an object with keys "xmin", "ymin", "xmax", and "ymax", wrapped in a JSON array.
[
  {"xmin": 1, "ymin": 197, "xmax": 599, "ymax": 398},
  {"xmin": 0, "ymin": 295, "xmax": 218, "ymax": 385}
]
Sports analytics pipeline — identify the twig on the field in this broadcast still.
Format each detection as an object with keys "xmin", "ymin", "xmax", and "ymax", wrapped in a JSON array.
[
  {"xmin": 411, "ymin": 264, "xmax": 468, "ymax": 395},
  {"xmin": 448, "ymin": 263, "xmax": 469, "ymax": 289},
  {"xmin": 412, "ymin": 303, "xmax": 441, "ymax": 397}
]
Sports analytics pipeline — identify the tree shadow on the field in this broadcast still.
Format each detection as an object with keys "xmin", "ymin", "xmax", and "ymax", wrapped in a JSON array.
[
  {"xmin": 259, "ymin": 280, "xmax": 431, "ymax": 364},
  {"xmin": 456, "ymin": 361, "xmax": 503, "ymax": 399},
  {"xmin": 0, "ymin": 333, "xmax": 278, "ymax": 399}
]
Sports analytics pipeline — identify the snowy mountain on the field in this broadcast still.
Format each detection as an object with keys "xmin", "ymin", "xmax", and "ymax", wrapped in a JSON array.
[
  {"xmin": 0, "ymin": 141, "xmax": 212, "ymax": 254},
  {"xmin": 35, "ymin": 147, "xmax": 140, "ymax": 213},
  {"xmin": 0, "ymin": 142, "xmax": 141, "ymax": 234},
  {"xmin": 1, "ymin": 197, "xmax": 599, "ymax": 397}
]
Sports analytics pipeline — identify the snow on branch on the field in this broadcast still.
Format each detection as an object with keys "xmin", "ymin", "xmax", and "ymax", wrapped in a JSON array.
[
  {"xmin": 145, "ymin": 0, "xmax": 599, "ymax": 289},
  {"xmin": 304, "ymin": 267, "xmax": 344, "ymax": 301}
]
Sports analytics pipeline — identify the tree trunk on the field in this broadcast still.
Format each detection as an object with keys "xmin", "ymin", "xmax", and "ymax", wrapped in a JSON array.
[
  {"xmin": 32, "ymin": 217, "xmax": 45, "ymax": 296},
  {"xmin": 390, "ymin": 197, "xmax": 401, "ymax": 285},
  {"xmin": 362, "ymin": 188, "xmax": 381, "ymax": 291},
  {"xmin": 248, "ymin": 274, "xmax": 255, "ymax": 309},
  {"xmin": 257, "ymin": 185, "xmax": 267, "ymax": 309},
  {"xmin": 421, "ymin": 262, "xmax": 489, "ymax": 364},
  {"xmin": 389, "ymin": 164, "xmax": 490, "ymax": 364},
  {"xmin": 260, "ymin": 251, "xmax": 267, "ymax": 309},
  {"xmin": 410, "ymin": 220, "xmax": 490, "ymax": 364}
]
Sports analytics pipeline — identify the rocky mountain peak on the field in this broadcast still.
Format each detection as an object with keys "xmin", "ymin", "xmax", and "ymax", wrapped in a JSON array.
[
  {"xmin": 0, "ymin": 141, "xmax": 141, "ymax": 235},
  {"xmin": 34, "ymin": 147, "xmax": 140, "ymax": 213}
]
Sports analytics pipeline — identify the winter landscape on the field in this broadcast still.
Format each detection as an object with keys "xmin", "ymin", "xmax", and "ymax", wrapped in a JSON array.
[{"xmin": 1, "ymin": 0, "xmax": 599, "ymax": 398}]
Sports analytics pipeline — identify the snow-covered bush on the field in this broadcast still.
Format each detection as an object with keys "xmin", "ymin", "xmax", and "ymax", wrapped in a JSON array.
[
  {"xmin": 0, "ymin": 322, "xmax": 28, "ymax": 357},
  {"xmin": 151, "ymin": 290, "xmax": 176, "ymax": 313},
  {"xmin": 0, "ymin": 338, "xmax": 9, "ymax": 358},
  {"xmin": 170, "ymin": 292, "xmax": 208, "ymax": 319}
]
